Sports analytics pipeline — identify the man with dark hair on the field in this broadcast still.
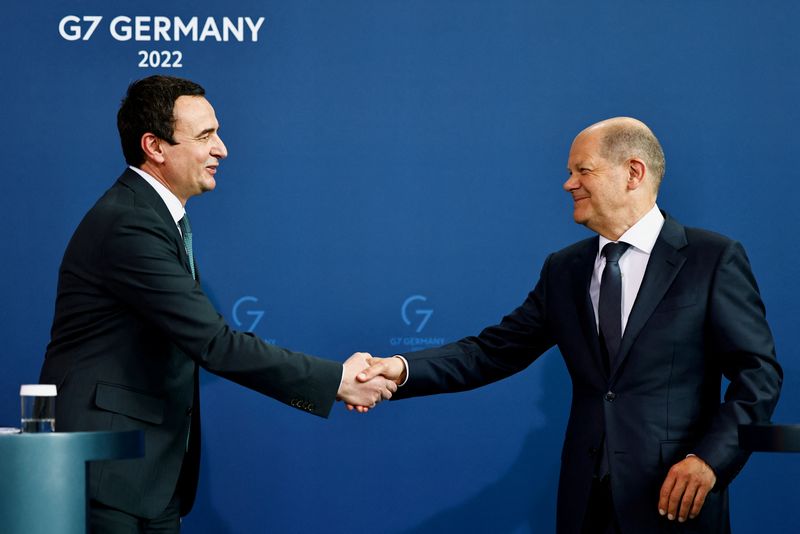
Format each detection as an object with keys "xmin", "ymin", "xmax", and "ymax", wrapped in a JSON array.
[
  {"xmin": 360, "ymin": 117, "xmax": 782, "ymax": 533},
  {"xmin": 40, "ymin": 75, "xmax": 394, "ymax": 533},
  {"xmin": 117, "ymin": 75, "xmax": 206, "ymax": 166}
]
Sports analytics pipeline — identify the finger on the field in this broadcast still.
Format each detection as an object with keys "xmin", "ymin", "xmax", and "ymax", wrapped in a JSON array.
[
  {"xmin": 667, "ymin": 477, "xmax": 688, "ymax": 521},
  {"xmin": 678, "ymin": 482, "xmax": 698, "ymax": 522},
  {"xmin": 375, "ymin": 388, "xmax": 386, "ymax": 403},
  {"xmin": 690, "ymin": 483, "xmax": 711, "ymax": 519},
  {"xmin": 380, "ymin": 378, "xmax": 398, "ymax": 398},
  {"xmin": 658, "ymin": 473, "xmax": 676, "ymax": 516},
  {"xmin": 357, "ymin": 362, "xmax": 386, "ymax": 382},
  {"xmin": 346, "ymin": 403, "xmax": 370, "ymax": 412}
]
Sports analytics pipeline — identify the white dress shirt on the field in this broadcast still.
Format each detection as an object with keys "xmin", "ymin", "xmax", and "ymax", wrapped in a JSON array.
[
  {"xmin": 590, "ymin": 204, "xmax": 665, "ymax": 334},
  {"xmin": 397, "ymin": 204, "xmax": 665, "ymax": 386},
  {"xmin": 129, "ymin": 166, "xmax": 186, "ymax": 234}
]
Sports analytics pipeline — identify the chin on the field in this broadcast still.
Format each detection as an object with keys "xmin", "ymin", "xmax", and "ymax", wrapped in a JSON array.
[{"xmin": 572, "ymin": 210, "xmax": 589, "ymax": 225}]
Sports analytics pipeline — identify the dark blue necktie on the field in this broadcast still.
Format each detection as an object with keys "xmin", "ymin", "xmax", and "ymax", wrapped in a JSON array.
[
  {"xmin": 599, "ymin": 241, "xmax": 630, "ymax": 373},
  {"xmin": 178, "ymin": 214, "xmax": 196, "ymax": 280}
]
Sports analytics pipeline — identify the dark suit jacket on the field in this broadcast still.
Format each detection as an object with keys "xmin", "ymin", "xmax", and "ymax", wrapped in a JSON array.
[
  {"xmin": 395, "ymin": 213, "xmax": 782, "ymax": 533},
  {"xmin": 40, "ymin": 169, "xmax": 342, "ymax": 518}
]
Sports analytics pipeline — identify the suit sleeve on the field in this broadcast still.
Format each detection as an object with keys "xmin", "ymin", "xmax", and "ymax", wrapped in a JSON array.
[
  {"xmin": 98, "ymin": 205, "xmax": 342, "ymax": 417},
  {"xmin": 693, "ymin": 240, "xmax": 782, "ymax": 486},
  {"xmin": 395, "ymin": 255, "xmax": 556, "ymax": 399}
]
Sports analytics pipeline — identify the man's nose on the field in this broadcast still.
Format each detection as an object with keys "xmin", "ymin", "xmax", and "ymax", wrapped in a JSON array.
[
  {"xmin": 563, "ymin": 174, "xmax": 578, "ymax": 192},
  {"xmin": 211, "ymin": 135, "xmax": 228, "ymax": 160}
]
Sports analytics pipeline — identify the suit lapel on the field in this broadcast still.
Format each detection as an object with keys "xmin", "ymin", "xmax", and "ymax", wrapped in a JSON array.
[
  {"xmin": 117, "ymin": 169, "xmax": 195, "ymax": 278},
  {"xmin": 570, "ymin": 237, "xmax": 607, "ymax": 377},
  {"xmin": 610, "ymin": 213, "xmax": 688, "ymax": 379}
]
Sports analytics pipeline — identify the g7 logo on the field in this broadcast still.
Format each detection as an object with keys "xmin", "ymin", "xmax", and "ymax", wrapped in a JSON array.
[
  {"xmin": 232, "ymin": 296, "xmax": 265, "ymax": 332},
  {"xmin": 59, "ymin": 16, "xmax": 103, "ymax": 41},
  {"xmin": 401, "ymin": 295, "xmax": 433, "ymax": 333}
]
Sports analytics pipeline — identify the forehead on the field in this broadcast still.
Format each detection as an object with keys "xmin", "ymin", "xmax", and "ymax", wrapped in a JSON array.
[
  {"xmin": 172, "ymin": 96, "xmax": 218, "ymax": 132},
  {"xmin": 567, "ymin": 130, "xmax": 605, "ymax": 167}
]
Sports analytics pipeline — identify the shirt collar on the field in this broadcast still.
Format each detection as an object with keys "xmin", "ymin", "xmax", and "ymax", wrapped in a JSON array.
[
  {"xmin": 129, "ymin": 166, "xmax": 185, "ymax": 225},
  {"xmin": 598, "ymin": 203, "xmax": 664, "ymax": 255}
]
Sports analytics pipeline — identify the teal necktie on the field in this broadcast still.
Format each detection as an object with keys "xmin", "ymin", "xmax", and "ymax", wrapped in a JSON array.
[{"xmin": 178, "ymin": 214, "xmax": 196, "ymax": 279}]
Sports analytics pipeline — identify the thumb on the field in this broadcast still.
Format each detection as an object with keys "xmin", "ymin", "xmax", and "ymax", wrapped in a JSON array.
[{"xmin": 357, "ymin": 361, "xmax": 385, "ymax": 382}]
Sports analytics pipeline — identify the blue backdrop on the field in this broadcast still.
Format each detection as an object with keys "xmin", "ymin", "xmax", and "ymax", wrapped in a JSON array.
[{"xmin": 1, "ymin": 1, "xmax": 798, "ymax": 532}]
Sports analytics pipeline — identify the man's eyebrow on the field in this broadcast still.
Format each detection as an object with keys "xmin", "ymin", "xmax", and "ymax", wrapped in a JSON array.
[{"xmin": 194, "ymin": 127, "xmax": 217, "ymax": 137}]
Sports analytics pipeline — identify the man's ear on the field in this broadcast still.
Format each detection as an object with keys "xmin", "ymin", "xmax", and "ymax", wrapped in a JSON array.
[
  {"xmin": 141, "ymin": 133, "xmax": 166, "ymax": 164},
  {"xmin": 627, "ymin": 157, "xmax": 647, "ymax": 190}
]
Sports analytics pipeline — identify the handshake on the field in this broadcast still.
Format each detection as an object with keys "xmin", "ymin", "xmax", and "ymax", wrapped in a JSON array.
[{"xmin": 335, "ymin": 352, "xmax": 407, "ymax": 413}]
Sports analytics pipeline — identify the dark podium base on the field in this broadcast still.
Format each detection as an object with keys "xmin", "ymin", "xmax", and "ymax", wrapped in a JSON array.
[
  {"xmin": 739, "ymin": 424, "xmax": 800, "ymax": 452},
  {"xmin": 0, "ymin": 431, "xmax": 143, "ymax": 534}
]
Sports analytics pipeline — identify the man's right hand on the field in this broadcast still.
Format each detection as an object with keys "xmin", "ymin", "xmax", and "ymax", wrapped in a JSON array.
[
  {"xmin": 357, "ymin": 356, "xmax": 407, "ymax": 385},
  {"xmin": 343, "ymin": 356, "xmax": 408, "ymax": 413},
  {"xmin": 337, "ymin": 352, "xmax": 397, "ymax": 412}
]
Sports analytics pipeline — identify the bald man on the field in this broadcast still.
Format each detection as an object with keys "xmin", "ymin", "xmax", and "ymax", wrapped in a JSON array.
[{"xmin": 361, "ymin": 118, "xmax": 782, "ymax": 533}]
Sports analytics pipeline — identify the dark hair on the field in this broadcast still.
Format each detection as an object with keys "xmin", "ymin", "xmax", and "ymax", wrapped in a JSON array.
[
  {"xmin": 600, "ymin": 123, "xmax": 666, "ymax": 188},
  {"xmin": 117, "ymin": 75, "xmax": 205, "ymax": 166}
]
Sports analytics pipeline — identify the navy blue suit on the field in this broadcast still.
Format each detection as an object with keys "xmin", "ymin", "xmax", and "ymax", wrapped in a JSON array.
[{"xmin": 395, "ymin": 213, "xmax": 782, "ymax": 533}]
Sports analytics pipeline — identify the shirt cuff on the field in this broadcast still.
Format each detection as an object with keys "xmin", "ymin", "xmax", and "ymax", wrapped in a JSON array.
[{"xmin": 393, "ymin": 355, "xmax": 409, "ymax": 387}]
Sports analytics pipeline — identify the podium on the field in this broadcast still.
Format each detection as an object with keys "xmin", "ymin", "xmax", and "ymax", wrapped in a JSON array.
[
  {"xmin": 0, "ymin": 431, "xmax": 144, "ymax": 534},
  {"xmin": 739, "ymin": 424, "xmax": 800, "ymax": 452}
]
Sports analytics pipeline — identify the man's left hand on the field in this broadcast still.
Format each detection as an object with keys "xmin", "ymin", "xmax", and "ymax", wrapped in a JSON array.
[{"xmin": 658, "ymin": 455, "xmax": 716, "ymax": 522}]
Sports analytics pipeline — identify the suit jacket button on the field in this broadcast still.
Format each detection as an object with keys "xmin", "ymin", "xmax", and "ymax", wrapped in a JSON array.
[
  {"xmin": 588, "ymin": 447, "xmax": 598, "ymax": 457},
  {"xmin": 604, "ymin": 391, "xmax": 616, "ymax": 402},
  {"xmin": 186, "ymin": 407, "xmax": 193, "ymax": 415}
]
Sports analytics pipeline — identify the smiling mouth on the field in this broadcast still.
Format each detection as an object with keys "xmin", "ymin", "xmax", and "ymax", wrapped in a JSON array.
[{"xmin": 572, "ymin": 196, "xmax": 589, "ymax": 202}]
